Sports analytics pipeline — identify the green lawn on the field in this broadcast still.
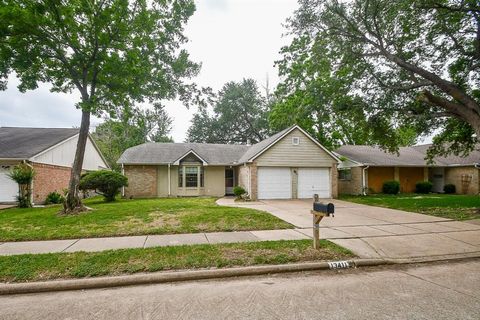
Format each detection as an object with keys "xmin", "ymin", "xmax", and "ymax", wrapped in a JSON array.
[
  {"xmin": 0, "ymin": 240, "xmax": 354, "ymax": 283},
  {"xmin": 0, "ymin": 197, "xmax": 292, "ymax": 241},
  {"xmin": 340, "ymin": 194, "xmax": 480, "ymax": 220}
]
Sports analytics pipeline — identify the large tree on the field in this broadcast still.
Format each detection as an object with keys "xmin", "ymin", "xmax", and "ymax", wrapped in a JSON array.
[
  {"xmin": 187, "ymin": 79, "xmax": 270, "ymax": 144},
  {"xmin": 0, "ymin": 0, "xmax": 200, "ymax": 213},
  {"xmin": 93, "ymin": 104, "xmax": 173, "ymax": 171},
  {"xmin": 276, "ymin": 0, "xmax": 480, "ymax": 155}
]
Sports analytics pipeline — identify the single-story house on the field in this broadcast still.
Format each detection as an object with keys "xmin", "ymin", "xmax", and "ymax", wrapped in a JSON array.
[
  {"xmin": 0, "ymin": 127, "xmax": 109, "ymax": 203},
  {"xmin": 118, "ymin": 125, "xmax": 340, "ymax": 200},
  {"xmin": 335, "ymin": 144, "xmax": 480, "ymax": 195}
]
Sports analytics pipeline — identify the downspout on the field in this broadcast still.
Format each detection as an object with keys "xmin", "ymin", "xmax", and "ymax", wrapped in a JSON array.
[
  {"xmin": 23, "ymin": 160, "xmax": 34, "ymax": 205},
  {"xmin": 121, "ymin": 163, "xmax": 125, "ymax": 197},
  {"xmin": 362, "ymin": 165, "xmax": 369, "ymax": 196},
  {"xmin": 168, "ymin": 163, "xmax": 171, "ymax": 197}
]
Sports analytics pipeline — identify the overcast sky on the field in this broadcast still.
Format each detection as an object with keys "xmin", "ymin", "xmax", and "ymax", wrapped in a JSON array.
[{"xmin": 0, "ymin": 0, "xmax": 299, "ymax": 142}]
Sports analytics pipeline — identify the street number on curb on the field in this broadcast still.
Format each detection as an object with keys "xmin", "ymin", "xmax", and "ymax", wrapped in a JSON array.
[{"xmin": 328, "ymin": 261, "xmax": 350, "ymax": 269}]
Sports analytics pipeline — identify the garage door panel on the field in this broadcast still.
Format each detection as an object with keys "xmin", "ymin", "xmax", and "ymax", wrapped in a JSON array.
[
  {"xmin": 0, "ymin": 166, "xmax": 18, "ymax": 202},
  {"xmin": 257, "ymin": 167, "xmax": 291, "ymax": 199},
  {"xmin": 298, "ymin": 168, "xmax": 330, "ymax": 199}
]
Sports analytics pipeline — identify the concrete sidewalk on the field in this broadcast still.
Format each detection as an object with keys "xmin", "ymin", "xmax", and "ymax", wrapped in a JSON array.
[{"xmin": 0, "ymin": 229, "xmax": 311, "ymax": 256}]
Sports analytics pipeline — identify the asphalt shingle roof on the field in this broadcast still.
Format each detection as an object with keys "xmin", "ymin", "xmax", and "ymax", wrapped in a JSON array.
[
  {"xmin": 335, "ymin": 144, "xmax": 480, "ymax": 167},
  {"xmin": 118, "ymin": 142, "xmax": 251, "ymax": 165},
  {"xmin": 0, "ymin": 127, "xmax": 79, "ymax": 159},
  {"xmin": 118, "ymin": 126, "xmax": 295, "ymax": 165}
]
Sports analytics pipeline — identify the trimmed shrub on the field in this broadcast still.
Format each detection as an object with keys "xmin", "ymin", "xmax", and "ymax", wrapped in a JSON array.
[
  {"xmin": 8, "ymin": 163, "xmax": 35, "ymax": 208},
  {"xmin": 79, "ymin": 170, "xmax": 128, "ymax": 202},
  {"xmin": 45, "ymin": 191, "xmax": 65, "ymax": 205},
  {"xmin": 415, "ymin": 181, "xmax": 433, "ymax": 194},
  {"xmin": 382, "ymin": 180, "xmax": 400, "ymax": 194},
  {"xmin": 443, "ymin": 184, "xmax": 456, "ymax": 194},
  {"xmin": 233, "ymin": 186, "xmax": 247, "ymax": 199}
]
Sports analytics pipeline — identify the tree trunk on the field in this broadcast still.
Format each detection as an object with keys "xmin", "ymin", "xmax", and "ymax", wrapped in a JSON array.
[{"xmin": 64, "ymin": 110, "xmax": 91, "ymax": 213}]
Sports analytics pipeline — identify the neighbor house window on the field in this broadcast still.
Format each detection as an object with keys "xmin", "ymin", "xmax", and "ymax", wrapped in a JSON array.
[{"xmin": 339, "ymin": 169, "xmax": 352, "ymax": 181}]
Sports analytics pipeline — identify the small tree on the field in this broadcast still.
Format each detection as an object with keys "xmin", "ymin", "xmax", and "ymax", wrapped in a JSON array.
[
  {"xmin": 79, "ymin": 171, "xmax": 128, "ymax": 202},
  {"xmin": 8, "ymin": 163, "xmax": 35, "ymax": 208}
]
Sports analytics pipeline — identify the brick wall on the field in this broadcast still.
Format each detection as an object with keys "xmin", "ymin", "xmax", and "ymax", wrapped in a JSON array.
[
  {"xmin": 338, "ymin": 166, "xmax": 363, "ymax": 195},
  {"xmin": 250, "ymin": 163, "xmax": 258, "ymax": 200},
  {"xmin": 331, "ymin": 164, "xmax": 338, "ymax": 198},
  {"xmin": 124, "ymin": 165, "xmax": 158, "ymax": 198},
  {"xmin": 32, "ymin": 162, "xmax": 71, "ymax": 204},
  {"xmin": 445, "ymin": 166, "xmax": 479, "ymax": 195}
]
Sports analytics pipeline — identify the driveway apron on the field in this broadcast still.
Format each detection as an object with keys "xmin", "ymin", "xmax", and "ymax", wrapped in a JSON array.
[{"xmin": 217, "ymin": 198, "xmax": 480, "ymax": 260}]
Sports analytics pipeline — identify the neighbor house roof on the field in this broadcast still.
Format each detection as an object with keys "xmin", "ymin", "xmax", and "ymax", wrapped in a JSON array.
[
  {"xmin": 0, "ymin": 127, "xmax": 79, "ymax": 159},
  {"xmin": 118, "ymin": 125, "xmax": 339, "ymax": 165},
  {"xmin": 335, "ymin": 144, "xmax": 480, "ymax": 167}
]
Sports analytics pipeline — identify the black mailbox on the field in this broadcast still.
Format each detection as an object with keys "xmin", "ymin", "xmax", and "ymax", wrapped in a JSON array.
[{"xmin": 313, "ymin": 202, "xmax": 335, "ymax": 217}]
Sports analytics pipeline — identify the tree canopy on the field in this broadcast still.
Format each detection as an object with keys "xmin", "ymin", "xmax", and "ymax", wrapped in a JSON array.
[
  {"xmin": 274, "ymin": 0, "xmax": 480, "ymax": 155},
  {"xmin": 187, "ymin": 79, "xmax": 271, "ymax": 144},
  {"xmin": 0, "ymin": 0, "xmax": 200, "ymax": 212},
  {"xmin": 93, "ymin": 104, "xmax": 173, "ymax": 171}
]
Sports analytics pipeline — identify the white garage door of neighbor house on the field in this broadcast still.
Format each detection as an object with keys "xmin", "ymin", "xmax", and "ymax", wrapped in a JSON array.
[
  {"xmin": 257, "ymin": 167, "xmax": 292, "ymax": 199},
  {"xmin": 0, "ymin": 166, "xmax": 18, "ymax": 202},
  {"xmin": 298, "ymin": 168, "xmax": 330, "ymax": 199}
]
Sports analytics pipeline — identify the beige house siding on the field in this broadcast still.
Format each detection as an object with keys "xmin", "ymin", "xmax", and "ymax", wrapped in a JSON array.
[
  {"xmin": 338, "ymin": 166, "xmax": 364, "ymax": 195},
  {"xmin": 157, "ymin": 166, "xmax": 225, "ymax": 197},
  {"xmin": 203, "ymin": 166, "xmax": 226, "ymax": 196},
  {"xmin": 124, "ymin": 165, "xmax": 157, "ymax": 198},
  {"xmin": 254, "ymin": 128, "xmax": 336, "ymax": 167},
  {"xmin": 445, "ymin": 166, "xmax": 479, "ymax": 195}
]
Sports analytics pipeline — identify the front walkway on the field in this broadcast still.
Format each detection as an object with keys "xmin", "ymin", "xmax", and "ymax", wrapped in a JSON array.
[{"xmin": 217, "ymin": 198, "xmax": 480, "ymax": 261}]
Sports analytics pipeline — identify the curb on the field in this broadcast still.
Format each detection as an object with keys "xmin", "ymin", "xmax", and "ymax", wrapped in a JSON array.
[{"xmin": 0, "ymin": 258, "xmax": 388, "ymax": 295}]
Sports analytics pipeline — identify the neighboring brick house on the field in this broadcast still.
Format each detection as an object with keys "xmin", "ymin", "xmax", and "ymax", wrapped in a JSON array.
[
  {"xmin": 0, "ymin": 127, "xmax": 109, "ymax": 204},
  {"xmin": 118, "ymin": 125, "xmax": 340, "ymax": 200},
  {"xmin": 335, "ymin": 145, "xmax": 480, "ymax": 195}
]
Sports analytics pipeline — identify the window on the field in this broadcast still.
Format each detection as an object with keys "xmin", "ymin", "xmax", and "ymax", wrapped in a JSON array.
[
  {"xmin": 339, "ymin": 169, "xmax": 352, "ymax": 181},
  {"xmin": 178, "ymin": 167, "xmax": 183, "ymax": 187},
  {"xmin": 292, "ymin": 137, "xmax": 300, "ymax": 145},
  {"xmin": 178, "ymin": 166, "xmax": 204, "ymax": 188}
]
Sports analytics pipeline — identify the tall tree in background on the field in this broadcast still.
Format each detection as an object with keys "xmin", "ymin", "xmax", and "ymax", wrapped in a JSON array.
[
  {"xmin": 187, "ymin": 79, "xmax": 270, "ymax": 144},
  {"xmin": 93, "ymin": 104, "xmax": 173, "ymax": 171},
  {"xmin": 0, "ymin": 0, "xmax": 200, "ymax": 213},
  {"xmin": 275, "ymin": 0, "xmax": 479, "ymax": 155}
]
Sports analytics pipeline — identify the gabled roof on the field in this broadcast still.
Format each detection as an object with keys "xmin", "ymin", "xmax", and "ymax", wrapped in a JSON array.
[
  {"xmin": 335, "ymin": 144, "xmax": 480, "ymax": 167},
  {"xmin": 118, "ymin": 125, "xmax": 339, "ymax": 165},
  {"xmin": 118, "ymin": 142, "xmax": 250, "ymax": 165},
  {"xmin": 0, "ymin": 127, "xmax": 79, "ymax": 159}
]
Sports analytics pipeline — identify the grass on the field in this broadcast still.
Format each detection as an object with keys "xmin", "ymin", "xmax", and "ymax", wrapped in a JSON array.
[
  {"xmin": 340, "ymin": 193, "xmax": 480, "ymax": 221},
  {"xmin": 0, "ymin": 197, "xmax": 292, "ymax": 242},
  {"xmin": 0, "ymin": 240, "xmax": 354, "ymax": 283}
]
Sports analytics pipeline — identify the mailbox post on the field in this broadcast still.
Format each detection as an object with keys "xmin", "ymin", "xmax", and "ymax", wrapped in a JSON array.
[{"xmin": 311, "ymin": 195, "xmax": 335, "ymax": 249}]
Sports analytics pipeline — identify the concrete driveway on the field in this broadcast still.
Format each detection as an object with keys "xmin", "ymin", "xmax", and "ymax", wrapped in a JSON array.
[{"xmin": 217, "ymin": 198, "xmax": 480, "ymax": 261}]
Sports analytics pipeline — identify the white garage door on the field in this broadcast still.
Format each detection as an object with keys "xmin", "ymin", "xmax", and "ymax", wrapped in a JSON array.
[
  {"xmin": 257, "ymin": 167, "xmax": 291, "ymax": 199},
  {"xmin": 0, "ymin": 165, "xmax": 18, "ymax": 202},
  {"xmin": 298, "ymin": 168, "xmax": 330, "ymax": 199}
]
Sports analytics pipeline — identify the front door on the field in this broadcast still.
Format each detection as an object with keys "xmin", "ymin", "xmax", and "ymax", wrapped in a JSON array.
[{"xmin": 225, "ymin": 168, "xmax": 234, "ymax": 195}]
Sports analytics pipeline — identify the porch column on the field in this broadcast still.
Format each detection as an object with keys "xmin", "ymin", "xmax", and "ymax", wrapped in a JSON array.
[{"xmin": 423, "ymin": 167, "xmax": 429, "ymax": 182}]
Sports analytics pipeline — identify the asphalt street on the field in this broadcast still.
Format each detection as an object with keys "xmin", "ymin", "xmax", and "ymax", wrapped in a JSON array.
[{"xmin": 1, "ymin": 259, "xmax": 479, "ymax": 320}]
